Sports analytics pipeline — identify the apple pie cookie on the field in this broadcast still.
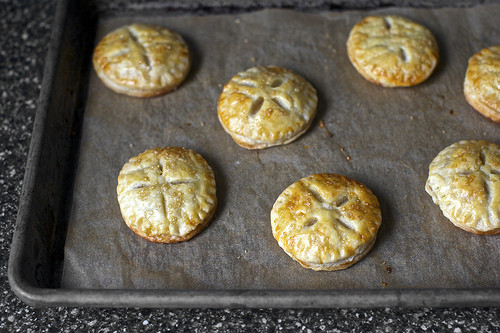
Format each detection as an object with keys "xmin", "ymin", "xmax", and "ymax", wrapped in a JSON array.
[
  {"xmin": 93, "ymin": 23, "xmax": 191, "ymax": 97},
  {"xmin": 270, "ymin": 173, "xmax": 382, "ymax": 271},
  {"xmin": 426, "ymin": 140, "xmax": 500, "ymax": 235},
  {"xmin": 464, "ymin": 46, "xmax": 500, "ymax": 123},
  {"xmin": 347, "ymin": 15, "xmax": 439, "ymax": 87},
  {"xmin": 117, "ymin": 147, "xmax": 217, "ymax": 243},
  {"xmin": 217, "ymin": 66, "xmax": 318, "ymax": 149}
]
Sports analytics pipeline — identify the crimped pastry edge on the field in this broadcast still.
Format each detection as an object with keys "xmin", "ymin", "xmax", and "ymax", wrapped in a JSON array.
[
  {"xmin": 464, "ymin": 69, "xmax": 500, "ymax": 124},
  {"xmin": 92, "ymin": 24, "xmax": 192, "ymax": 98},
  {"xmin": 346, "ymin": 15, "xmax": 439, "ymax": 88},
  {"xmin": 270, "ymin": 173, "xmax": 382, "ymax": 271},
  {"xmin": 117, "ymin": 147, "xmax": 217, "ymax": 243},
  {"xmin": 425, "ymin": 140, "xmax": 500, "ymax": 235},
  {"xmin": 217, "ymin": 65, "xmax": 317, "ymax": 149}
]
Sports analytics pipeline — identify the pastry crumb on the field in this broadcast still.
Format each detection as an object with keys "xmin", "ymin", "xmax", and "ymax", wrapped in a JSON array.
[
  {"xmin": 340, "ymin": 146, "xmax": 351, "ymax": 161},
  {"xmin": 318, "ymin": 120, "xmax": 333, "ymax": 137}
]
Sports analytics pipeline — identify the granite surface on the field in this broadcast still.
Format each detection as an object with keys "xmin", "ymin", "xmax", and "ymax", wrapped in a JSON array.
[{"xmin": 1, "ymin": 0, "xmax": 500, "ymax": 331}]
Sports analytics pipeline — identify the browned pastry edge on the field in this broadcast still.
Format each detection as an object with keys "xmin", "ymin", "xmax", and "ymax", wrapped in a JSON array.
[{"xmin": 121, "ymin": 199, "xmax": 218, "ymax": 243}]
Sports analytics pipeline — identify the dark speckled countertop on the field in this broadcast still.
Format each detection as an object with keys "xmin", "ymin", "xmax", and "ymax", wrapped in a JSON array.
[{"xmin": 1, "ymin": 0, "xmax": 500, "ymax": 331}]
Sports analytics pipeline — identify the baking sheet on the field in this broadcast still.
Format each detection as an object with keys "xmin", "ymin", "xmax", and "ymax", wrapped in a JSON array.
[{"xmin": 62, "ymin": 5, "xmax": 500, "ymax": 291}]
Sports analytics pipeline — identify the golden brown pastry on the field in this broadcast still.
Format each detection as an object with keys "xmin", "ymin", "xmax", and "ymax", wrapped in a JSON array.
[
  {"xmin": 270, "ymin": 174, "xmax": 382, "ymax": 271},
  {"xmin": 93, "ymin": 23, "xmax": 191, "ymax": 97},
  {"xmin": 217, "ymin": 66, "xmax": 317, "ymax": 149},
  {"xmin": 425, "ymin": 140, "xmax": 500, "ymax": 235},
  {"xmin": 464, "ymin": 46, "xmax": 500, "ymax": 123},
  {"xmin": 347, "ymin": 15, "xmax": 439, "ymax": 87},
  {"xmin": 117, "ymin": 147, "xmax": 217, "ymax": 243}
]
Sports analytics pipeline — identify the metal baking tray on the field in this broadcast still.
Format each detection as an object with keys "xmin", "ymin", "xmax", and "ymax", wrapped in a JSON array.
[{"xmin": 8, "ymin": 0, "xmax": 500, "ymax": 307}]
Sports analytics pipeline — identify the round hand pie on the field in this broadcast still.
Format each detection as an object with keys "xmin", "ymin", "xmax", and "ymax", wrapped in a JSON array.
[
  {"xmin": 93, "ymin": 23, "xmax": 191, "ymax": 97},
  {"xmin": 347, "ymin": 15, "xmax": 439, "ymax": 87},
  {"xmin": 217, "ymin": 66, "xmax": 318, "ymax": 149},
  {"xmin": 464, "ymin": 46, "xmax": 500, "ymax": 123},
  {"xmin": 270, "ymin": 174, "xmax": 382, "ymax": 271},
  {"xmin": 426, "ymin": 140, "xmax": 500, "ymax": 235},
  {"xmin": 117, "ymin": 147, "xmax": 217, "ymax": 243}
]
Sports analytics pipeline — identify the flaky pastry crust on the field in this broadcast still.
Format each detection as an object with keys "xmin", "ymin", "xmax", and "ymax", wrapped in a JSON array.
[
  {"xmin": 464, "ymin": 46, "xmax": 500, "ymax": 123},
  {"xmin": 117, "ymin": 147, "xmax": 217, "ymax": 243},
  {"xmin": 425, "ymin": 140, "xmax": 500, "ymax": 235},
  {"xmin": 93, "ymin": 23, "xmax": 191, "ymax": 97},
  {"xmin": 217, "ymin": 66, "xmax": 317, "ymax": 149},
  {"xmin": 347, "ymin": 15, "xmax": 439, "ymax": 87},
  {"xmin": 271, "ymin": 174, "xmax": 382, "ymax": 271}
]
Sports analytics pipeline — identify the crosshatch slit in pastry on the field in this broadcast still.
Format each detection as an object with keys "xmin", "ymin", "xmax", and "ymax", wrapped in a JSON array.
[{"xmin": 249, "ymin": 96, "xmax": 264, "ymax": 117}]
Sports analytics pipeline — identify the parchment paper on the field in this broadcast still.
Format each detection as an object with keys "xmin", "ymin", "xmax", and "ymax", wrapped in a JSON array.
[{"xmin": 62, "ymin": 5, "xmax": 500, "ymax": 290}]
